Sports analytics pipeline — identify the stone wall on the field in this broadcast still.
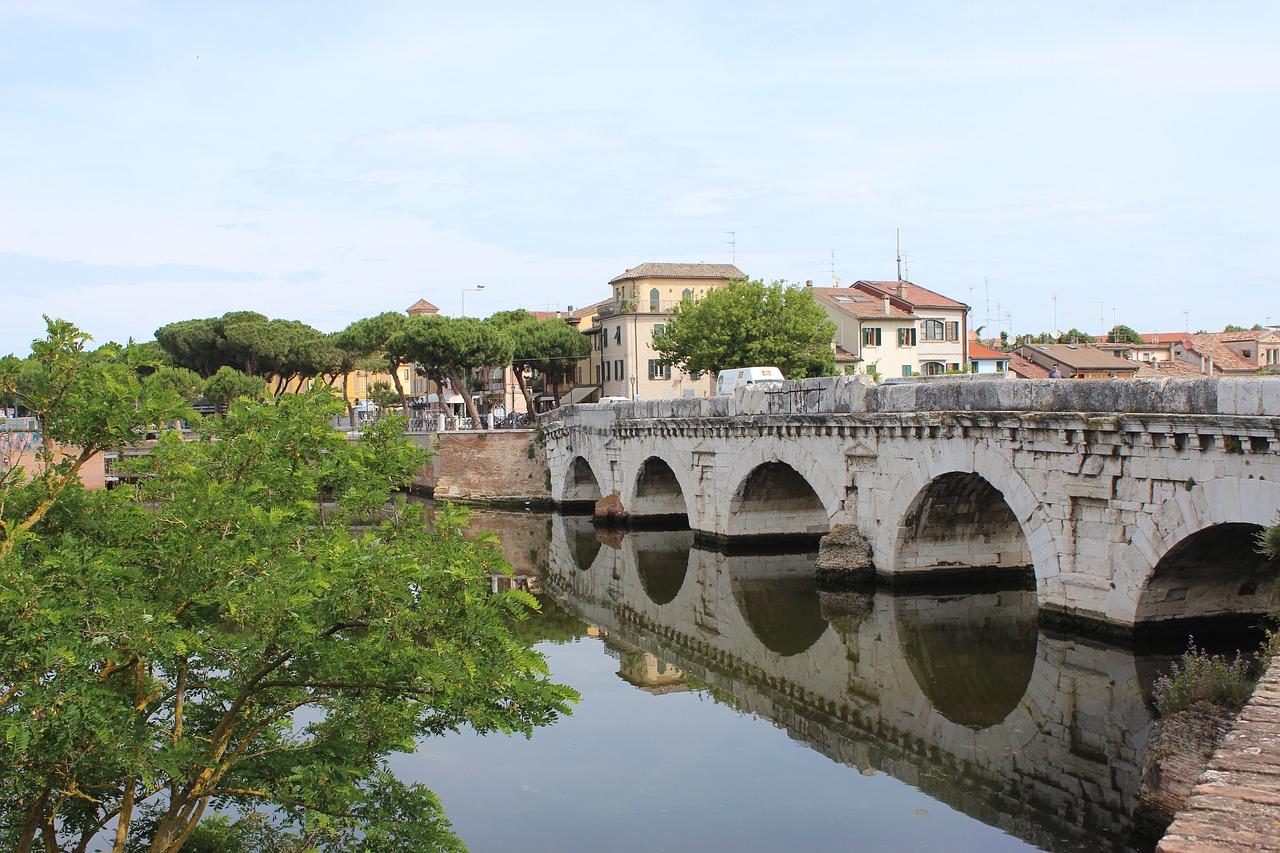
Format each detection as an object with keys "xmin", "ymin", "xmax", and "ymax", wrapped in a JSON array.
[{"xmin": 410, "ymin": 429, "xmax": 549, "ymax": 502}]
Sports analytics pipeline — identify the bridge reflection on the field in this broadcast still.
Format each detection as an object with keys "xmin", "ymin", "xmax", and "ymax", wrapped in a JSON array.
[{"xmin": 544, "ymin": 516, "xmax": 1157, "ymax": 852}]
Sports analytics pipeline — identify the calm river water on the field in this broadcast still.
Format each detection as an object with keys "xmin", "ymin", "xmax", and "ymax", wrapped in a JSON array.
[{"xmin": 391, "ymin": 508, "xmax": 1258, "ymax": 853}]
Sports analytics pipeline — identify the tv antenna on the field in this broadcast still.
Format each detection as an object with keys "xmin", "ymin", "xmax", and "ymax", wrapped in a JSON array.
[
  {"xmin": 896, "ymin": 229, "xmax": 903, "ymax": 281},
  {"xmin": 726, "ymin": 232, "xmax": 736, "ymax": 265}
]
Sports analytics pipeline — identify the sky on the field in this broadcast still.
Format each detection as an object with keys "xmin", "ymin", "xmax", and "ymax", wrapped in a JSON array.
[{"xmin": 2, "ymin": 1, "xmax": 1277, "ymax": 356}]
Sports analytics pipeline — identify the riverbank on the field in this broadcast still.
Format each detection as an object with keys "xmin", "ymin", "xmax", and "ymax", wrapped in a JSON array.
[{"xmin": 1157, "ymin": 655, "xmax": 1280, "ymax": 851}]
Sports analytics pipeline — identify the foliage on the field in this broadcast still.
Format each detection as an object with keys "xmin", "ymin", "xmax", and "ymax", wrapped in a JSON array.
[
  {"xmin": 1151, "ymin": 639, "xmax": 1256, "ymax": 717},
  {"xmin": 153, "ymin": 313, "xmax": 332, "ymax": 388},
  {"xmin": 202, "ymin": 365, "xmax": 268, "ymax": 410},
  {"xmin": 651, "ymin": 279, "xmax": 836, "ymax": 379},
  {"xmin": 389, "ymin": 316, "xmax": 513, "ymax": 426},
  {"xmin": 333, "ymin": 313, "xmax": 411, "ymax": 417},
  {"xmin": 1108, "ymin": 324, "xmax": 1145, "ymax": 344},
  {"xmin": 143, "ymin": 367, "xmax": 205, "ymax": 405},
  {"xmin": 0, "ymin": 321, "xmax": 576, "ymax": 852},
  {"xmin": 366, "ymin": 380, "xmax": 401, "ymax": 411},
  {"xmin": 488, "ymin": 312, "xmax": 590, "ymax": 410},
  {"xmin": 1259, "ymin": 523, "xmax": 1280, "ymax": 560},
  {"xmin": 1061, "ymin": 328, "xmax": 1096, "ymax": 344}
]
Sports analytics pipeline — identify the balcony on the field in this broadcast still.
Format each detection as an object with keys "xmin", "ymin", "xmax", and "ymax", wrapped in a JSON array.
[{"xmin": 595, "ymin": 297, "xmax": 690, "ymax": 319}]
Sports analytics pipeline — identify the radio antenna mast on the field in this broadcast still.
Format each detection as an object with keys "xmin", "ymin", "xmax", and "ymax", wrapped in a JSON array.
[
  {"xmin": 896, "ymin": 229, "xmax": 902, "ymax": 281},
  {"xmin": 726, "ymin": 232, "xmax": 736, "ymax": 265}
]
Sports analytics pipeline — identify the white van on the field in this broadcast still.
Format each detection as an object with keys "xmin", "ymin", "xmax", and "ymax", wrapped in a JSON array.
[{"xmin": 715, "ymin": 366, "xmax": 785, "ymax": 395}]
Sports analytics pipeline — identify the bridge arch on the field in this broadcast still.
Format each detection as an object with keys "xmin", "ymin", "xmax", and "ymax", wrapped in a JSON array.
[
  {"xmin": 1129, "ymin": 477, "xmax": 1280, "ymax": 626},
  {"xmin": 895, "ymin": 471, "xmax": 1033, "ymax": 575},
  {"xmin": 561, "ymin": 455, "xmax": 603, "ymax": 504},
  {"xmin": 720, "ymin": 442, "xmax": 842, "ymax": 538},
  {"xmin": 628, "ymin": 456, "xmax": 691, "ymax": 522},
  {"xmin": 873, "ymin": 440, "xmax": 1056, "ymax": 590}
]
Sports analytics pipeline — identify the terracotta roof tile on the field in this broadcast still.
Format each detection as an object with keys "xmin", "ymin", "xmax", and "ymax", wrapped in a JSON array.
[
  {"xmin": 1184, "ymin": 334, "xmax": 1257, "ymax": 373},
  {"xmin": 1007, "ymin": 353, "xmax": 1050, "ymax": 379},
  {"xmin": 609, "ymin": 263, "xmax": 745, "ymax": 284},
  {"xmin": 968, "ymin": 342, "xmax": 1007, "ymax": 360},
  {"xmin": 852, "ymin": 280, "xmax": 969, "ymax": 310},
  {"xmin": 1135, "ymin": 360, "xmax": 1207, "ymax": 379},
  {"xmin": 810, "ymin": 287, "xmax": 915, "ymax": 319}
]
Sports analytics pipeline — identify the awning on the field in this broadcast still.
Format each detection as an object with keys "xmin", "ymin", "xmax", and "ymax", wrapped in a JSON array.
[
  {"xmin": 562, "ymin": 385, "xmax": 597, "ymax": 406},
  {"xmin": 427, "ymin": 392, "xmax": 465, "ymax": 405}
]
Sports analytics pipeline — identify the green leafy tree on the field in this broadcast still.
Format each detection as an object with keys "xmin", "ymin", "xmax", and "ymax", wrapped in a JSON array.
[
  {"xmin": 1108, "ymin": 324, "xmax": 1145, "ymax": 344},
  {"xmin": 366, "ymin": 379, "xmax": 401, "ymax": 411},
  {"xmin": 1224, "ymin": 324, "xmax": 1247, "ymax": 333},
  {"xmin": 334, "ymin": 313, "xmax": 411, "ymax": 418},
  {"xmin": 202, "ymin": 365, "xmax": 268, "ymax": 411},
  {"xmin": 0, "ymin": 321, "xmax": 576, "ymax": 852},
  {"xmin": 488, "ymin": 312, "xmax": 590, "ymax": 411},
  {"xmin": 143, "ymin": 366, "xmax": 205, "ymax": 405},
  {"xmin": 1062, "ymin": 328, "xmax": 1096, "ymax": 344},
  {"xmin": 651, "ymin": 279, "xmax": 836, "ymax": 379},
  {"xmin": 390, "ymin": 316, "xmax": 514, "ymax": 427}
]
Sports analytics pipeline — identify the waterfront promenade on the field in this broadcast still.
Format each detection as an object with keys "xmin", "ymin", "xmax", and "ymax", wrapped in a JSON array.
[{"xmin": 1159, "ymin": 658, "xmax": 1280, "ymax": 851}]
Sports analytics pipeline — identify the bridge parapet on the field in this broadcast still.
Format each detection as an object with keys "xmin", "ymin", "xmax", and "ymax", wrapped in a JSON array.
[{"xmin": 541, "ymin": 376, "xmax": 1280, "ymax": 424}]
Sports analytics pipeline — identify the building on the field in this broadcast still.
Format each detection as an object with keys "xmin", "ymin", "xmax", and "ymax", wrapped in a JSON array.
[
  {"xmin": 810, "ymin": 279, "xmax": 969, "ymax": 378},
  {"xmin": 587, "ymin": 263, "xmax": 745, "ymax": 400},
  {"xmin": 968, "ymin": 340, "xmax": 1009, "ymax": 374},
  {"xmin": 1016, "ymin": 343, "xmax": 1140, "ymax": 379}
]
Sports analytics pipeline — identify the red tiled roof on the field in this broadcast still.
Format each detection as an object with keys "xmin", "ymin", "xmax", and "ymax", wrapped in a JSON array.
[
  {"xmin": 810, "ymin": 287, "xmax": 915, "ymax": 320},
  {"xmin": 1007, "ymin": 353, "xmax": 1050, "ymax": 379},
  {"xmin": 1135, "ymin": 360, "xmax": 1207, "ymax": 379},
  {"xmin": 1143, "ymin": 332, "xmax": 1192, "ymax": 345},
  {"xmin": 1184, "ymin": 334, "xmax": 1257, "ymax": 373},
  {"xmin": 852, "ymin": 280, "xmax": 969, "ymax": 310},
  {"xmin": 968, "ymin": 341, "xmax": 1007, "ymax": 360},
  {"xmin": 1218, "ymin": 330, "xmax": 1280, "ymax": 343}
]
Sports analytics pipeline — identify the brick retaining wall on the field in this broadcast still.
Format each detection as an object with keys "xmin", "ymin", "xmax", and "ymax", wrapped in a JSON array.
[{"xmin": 410, "ymin": 430, "xmax": 549, "ymax": 502}]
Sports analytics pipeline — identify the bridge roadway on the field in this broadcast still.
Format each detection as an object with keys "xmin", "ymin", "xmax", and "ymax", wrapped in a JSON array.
[
  {"xmin": 544, "ymin": 518, "xmax": 1155, "ymax": 851},
  {"xmin": 541, "ymin": 375, "xmax": 1280, "ymax": 634}
]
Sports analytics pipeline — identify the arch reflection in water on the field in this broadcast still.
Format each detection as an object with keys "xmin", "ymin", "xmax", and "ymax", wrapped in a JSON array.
[
  {"xmin": 894, "ymin": 589, "xmax": 1039, "ymax": 729},
  {"xmin": 726, "ymin": 551, "xmax": 830, "ymax": 656},
  {"xmin": 562, "ymin": 514, "xmax": 604, "ymax": 572},
  {"xmin": 540, "ymin": 512, "xmax": 1155, "ymax": 851},
  {"xmin": 632, "ymin": 530, "xmax": 694, "ymax": 605}
]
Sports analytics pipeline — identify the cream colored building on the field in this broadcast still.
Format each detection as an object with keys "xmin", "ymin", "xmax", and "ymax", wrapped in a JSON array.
[
  {"xmin": 587, "ymin": 263, "xmax": 745, "ymax": 400},
  {"xmin": 810, "ymin": 280, "xmax": 969, "ymax": 378}
]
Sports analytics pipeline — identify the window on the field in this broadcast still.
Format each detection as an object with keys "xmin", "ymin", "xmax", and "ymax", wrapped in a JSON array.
[
  {"xmin": 1268, "ymin": 349, "xmax": 1279, "ymax": 365},
  {"xmin": 898, "ymin": 327, "xmax": 917, "ymax": 347},
  {"xmin": 615, "ymin": 359, "xmax": 624, "ymax": 380},
  {"xmin": 923, "ymin": 320, "xmax": 944, "ymax": 340},
  {"xmin": 595, "ymin": 365, "xmax": 602, "ymax": 384},
  {"xmin": 602, "ymin": 330, "xmax": 608, "ymax": 349},
  {"xmin": 652, "ymin": 324, "xmax": 665, "ymax": 339},
  {"xmin": 603, "ymin": 361, "xmax": 611, "ymax": 382},
  {"xmin": 901, "ymin": 365, "xmax": 913, "ymax": 377},
  {"xmin": 862, "ymin": 327, "xmax": 882, "ymax": 347},
  {"xmin": 648, "ymin": 359, "xmax": 671, "ymax": 380},
  {"xmin": 650, "ymin": 288, "xmax": 660, "ymax": 312},
  {"xmin": 682, "ymin": 288, "xmax": 693, "ymax": 301},
  {"xmin": 923, "ymin": 362, "xmax": 944, "ymax": 375},
  {"xmin": 945, "ymin": 321, "xmax": 959, "ymax": 341},
  {"xmin": 614, "ymin": 326, "xmax": 621, "ymax": 346}
]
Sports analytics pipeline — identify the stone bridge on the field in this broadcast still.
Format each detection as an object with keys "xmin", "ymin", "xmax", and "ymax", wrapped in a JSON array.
[
  {"xmin": 543, "ymin": 519, "xmax": 1156, "ymax": 851},
  {"xmin": 540, "ymin": 376, "xmax": 1280, "ymax": 633}
]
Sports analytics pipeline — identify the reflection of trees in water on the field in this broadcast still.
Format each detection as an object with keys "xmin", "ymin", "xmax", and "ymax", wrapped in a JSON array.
[
  {"xmin": 895, "ymin": 590, "xmax": 1038, "ymax": 729},
  {"xmin": 507, "ymin": 593, "xmax": 592, "ymax": 646},
  {"xmin": 634, "ymin": 530, "xmax": 695, "ymax": 605},
  {"xmin": 728, "ymin": 552, "xmax": 829, "ymax": 657}
]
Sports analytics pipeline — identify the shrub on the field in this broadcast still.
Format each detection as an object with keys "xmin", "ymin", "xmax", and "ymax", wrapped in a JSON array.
[{"xmin": 1152, "ymin": 638, "xmax": 1256, "ymax": 717}]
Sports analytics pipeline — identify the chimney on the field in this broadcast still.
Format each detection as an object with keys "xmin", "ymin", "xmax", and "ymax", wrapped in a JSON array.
[
  {"xmin": 882, "ymin": 295, "xmax": 890, "ymax": 315},
  {"xmin": 897, "ymin": 281, "xmax": 908, "ymax": 300},
  {"xmin": 805, "ymin": 280, "xmax": 813, "ymax": 287}
]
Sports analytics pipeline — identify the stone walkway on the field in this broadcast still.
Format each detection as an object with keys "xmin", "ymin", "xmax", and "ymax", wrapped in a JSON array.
[{"xmin": 1158, "ymin": 659, "xmax": 1280, "ymax": 851}]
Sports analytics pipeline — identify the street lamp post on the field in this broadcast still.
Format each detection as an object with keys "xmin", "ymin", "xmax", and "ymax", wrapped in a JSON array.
[{"xmin": 461, "ymin": 285, "xmax": 485, "ymax": 317}]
